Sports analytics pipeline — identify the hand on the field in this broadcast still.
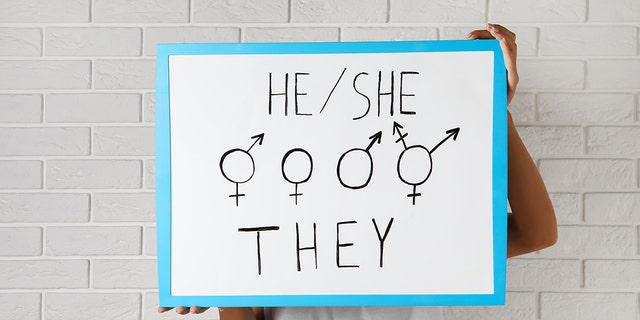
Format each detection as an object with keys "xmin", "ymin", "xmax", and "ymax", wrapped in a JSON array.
[
  {"xmin": 158, "ymin": 306, "xmax": 210, "ymax": 315},
  {"xmin": 467, "ymin": 23, "xmax": 519, "ymax": 105}
]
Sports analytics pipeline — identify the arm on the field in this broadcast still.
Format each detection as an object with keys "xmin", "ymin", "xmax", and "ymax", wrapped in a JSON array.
[
  {"xmin": 506, "ymin": 113, "xmax": 557, "ymax": 257},
  {"xmin": 468, "ymin": 24, "xmax": 557, "ymax": 257}
]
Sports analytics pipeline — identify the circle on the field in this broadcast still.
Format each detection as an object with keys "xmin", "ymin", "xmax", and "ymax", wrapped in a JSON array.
[
  {"xmin": 281, "ymin": 148, "xmax": 313, "ymax": 184},
  {"xmin": 397, "ymin": 145, "xmax": 432, "ymax": 186},
  {"xmin": 337, "ymin": 148, "xmax": 373, "ymax": 189},
  {"xmin": 219, "ymin": 149, "xmax": 255, "ymax": 184}
]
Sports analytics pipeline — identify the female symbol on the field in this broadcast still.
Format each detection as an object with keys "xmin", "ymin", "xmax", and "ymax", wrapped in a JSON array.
[
  {"xmin": 281, "ymin": 148, "xmax": 313, "ymax": 205},
  {"xmin": 337, "ymin": 131, "xmax": 381, "ymax": 190},
  {"xmin": 219, "ymin": 134, "xmax": 264, "ymax": 206}
]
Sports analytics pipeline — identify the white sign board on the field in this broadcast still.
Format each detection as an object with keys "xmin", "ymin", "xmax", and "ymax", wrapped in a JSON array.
[{"xmin": 156, "ymin": 40, "xmax": 508, "ymax": 307}]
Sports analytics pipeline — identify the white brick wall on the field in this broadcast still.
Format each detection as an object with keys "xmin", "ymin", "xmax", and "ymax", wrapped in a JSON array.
[{"xmin": 0, "ymin": 0, "xmax": 638, "ymax": 319}]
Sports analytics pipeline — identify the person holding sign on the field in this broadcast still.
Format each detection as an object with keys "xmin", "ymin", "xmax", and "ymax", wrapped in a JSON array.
[{"xmin": 159, "ymin": 23, "xmax": 557, "ymax": 320}]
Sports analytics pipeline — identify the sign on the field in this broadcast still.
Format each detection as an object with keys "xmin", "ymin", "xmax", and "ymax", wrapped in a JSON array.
[{"xmin": 156, "ymin": 40, "xmax": 508, "ymax": 307}]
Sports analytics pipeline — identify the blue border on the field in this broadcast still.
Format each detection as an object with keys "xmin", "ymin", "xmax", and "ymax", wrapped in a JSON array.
[{"xmin": 156, "ymin": 40, "xmax": 507, "ymax": 307}]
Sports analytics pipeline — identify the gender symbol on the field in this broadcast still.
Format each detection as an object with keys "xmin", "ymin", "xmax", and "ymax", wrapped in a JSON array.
[
  {"xmin": 219, "ymin": 133, "xmax": 264, "ymax": 206},
  {"xmin": 337, "ymin": 131, "xmax": 382, "ymax": 189},
  {"xmin": 393, "ymin": 122, "xmax": 460, "ymax": 205},
  {"xmin": 281, "ymin": 148, "xmax": 313, "ymax": 205}
]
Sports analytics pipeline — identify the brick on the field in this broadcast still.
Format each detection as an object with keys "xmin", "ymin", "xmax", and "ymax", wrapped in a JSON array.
[
  {"xmin": 391, "ymin": 0, "xmax": 485, "ymax": 22},
  {"xmin": 539, "ymin": 159, "xmax": 634, "ymax": 191},
  {"xmin": 588, "ymin": 126, "xmax": 640, "ymax": 155},
  {"xmin": 46, "ymin": 27, "xmax": 141, "ymax": 57},
  {"xmin": 0, "ymin": 161, "xmax": 41, "ymax": 189},
  {"xmin": 93, "ymin": 259, "xmax": 157, "ymax": 289},
  {"xmin": 145, "ymin": 226, "xmax": 157, "ymax": 256},
  {"xmin": 0, "ymin": 260, "xmax": 88, "ymax": 289},
  {"xmin": 244, "ymin": 28, "xmax": 340, "ymax": 42},
  {"xmin": 145, "ymin": 159, "xmax": 156, "ymax": 189},
  {"xmin": 144, "ymin": 292, "xmax": 218, "ymax": 319},
  {"xmin": 0, "ymin": 128, "xmax": 90, "ymax": 156},
  {"xmin": 444, "ymin": 292, "xmax": 535, "ymax": 320},
  {"xmin": 509, "ymin": 92, "xmax": 535, "ymax": 122},
  {"xmin": 342, "ymin": 27, "xmax": 438, "ymax": 41},
  {"xmin": 537, "ymin": 93, "xmax": 635, "ymax": 123},
  {"xmin": 506, "ymin": 259, "xmax": 580, "ymax": 289},
  {"xmin": 587, "ymin": 60, "xmax": 640, "ymax": 89},
  {"xmin": 541, "ymin": 26, "xmax": 637, "ymax": 56},
  {"xmin": 516, "ymin": 126, "xmax": 582, "ymax": 157},
  {"xmin": 46, "ymin": 226, "xmax": 141, "ymax": 256},
  {"xmin": 0, "ymin": 28, "xmax": 41, "ymax": 56},
  {"xmin": 47, "ymin": 160, "xmax": 141, "ymax": 189},
  {"xmin": 193, "ymin": 0, "xmax": 288, "ymax": 23},
  {"xmin": 0, "ymin": 0, "xmax": 89, "ymax": 23},
  {"xmin": 0, "ymin": 193, "xmax": 89, "ymax": 222},
  {"xmin": 45, "ymin": 293, "xmax": 140, "ymax": 320},
  {"xmin": 293, "ymin": 0, "xmax": 387, "ymax": 23},
  {"xmin": 589, "ymin": 0, "xmax": 640, "ymax": 21},
  {"xmin": 144, "ymin": 93, "xmax": 155, "ymax": 122},
  {"xmin": 46, "ymin": 93, "xmax": 141, "ymax": 123},
  {"xmin": 94, "ymin": 0, "xmax": 188, "ymax": 23},
  {"xmin": 94, "ymin": 126, "xmax": 155, "ymax": 155},
  {"xmin": 540, "ymin": 292, "xmax": 637, "ymax": 320},
  {"xmin": 538, "ymin": 226, "xmax": 635, "ymax": 258},
  {"xmin": 518, "ymin": 60, "xmax": 584, "ymax": 89},
  {"xmin": 506, "ymin": 26, "xmax": 538, "ymax": 57},
  {"xmin": 489, "ymin": 0, "xmax": 586, "ymax": 22},
  {"xmin": 0, "ymin": 61, "xmax": 90, "ymax": 89},
  {"xmin": 93, "ymin": 193, "xmax": 155, "ymax": 222},
  {"xmin": 440, "ymin": 26, "xmax": 484, "ymax": 40},
  {"xmin": 94, "ymin": 60, "xmax": 155, "ymax": 89},
  {"xmin": 549, "ymin": 193, "xmax": 581, "ymax": 224},
  {"xmin": 584, "ymin": 193, "xmax": 640, "ymax": 223},
  {"xmin": 0, "ymin": 293, "xmax": 41, "ymax": 320},
  {"xmin": 584, "ymin": 260, "xmax": 640, "ymax": 288},
  {"xmin": 144, "ymin": 27, "xmax": 239, "ymax": 56},
  {"xmin": 0, "ymin": 94, "xmax": 42, "ymax": 123},
  {"xmin": 0, "ymin": 227, "xmax": 42, "ymax": 256}
]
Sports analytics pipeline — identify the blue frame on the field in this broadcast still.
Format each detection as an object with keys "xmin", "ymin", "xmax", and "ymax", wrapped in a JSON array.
[{"xmin": 156, "ymin": 40, "xmax": 508, "ymax": 307}]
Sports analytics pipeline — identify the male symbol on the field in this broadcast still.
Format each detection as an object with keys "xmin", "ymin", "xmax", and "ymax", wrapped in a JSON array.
[
  {"xmin": 337, "ymin": 131, "xmax": 382, "ymax": 190},
  {"xmin": 219, "ymin": 134, "xmax": 264, "ymax": 206}
]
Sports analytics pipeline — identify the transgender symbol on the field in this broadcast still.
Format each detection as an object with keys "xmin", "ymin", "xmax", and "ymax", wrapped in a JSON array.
[
  {"xmin": 393, "ymin": 122, "xmax": 460, "ymax": 205},
  {"xmin": 337, "ymin": 131, "xmax": 382, "ymax": 189},
  {"xmin": 219, "ymin": 133, "xmax": 264, "ymax": 206},
  {"xmin": 281, "ymin": 148, "xmax": 313, "ymax": 205}
]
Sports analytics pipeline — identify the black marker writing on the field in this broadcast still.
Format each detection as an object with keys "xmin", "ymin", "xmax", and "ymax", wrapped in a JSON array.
[
  {"xmin": 336, "ymin": 220, "xmax": 359, "ymax": 268},
  {"xmin": 267, "ymin": 69, "xmax": 419, "ymax": 119},
  {"xmin": 238, "ymin": 226, "xmax": 280, "ymax": 275},
  {"xmin": 372, "ymin": 217, "xmax": 394, "ymax": 268},
  {"xmin": 268, "ymin": 73, "xmax": 288, "ymax": 115},
  {"xmin": 296, "ymin": 222, "xmax": 318, "ymax": 271}
]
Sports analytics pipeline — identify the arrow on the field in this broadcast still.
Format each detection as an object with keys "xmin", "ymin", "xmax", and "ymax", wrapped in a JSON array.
[
  {"xmin": 430, "ymin": 128, "xmax": 460, "ymax": 153},
  {"xmin": 366, "ymin": 131, "xmax": 382, "ymax": 151},
  {"xmin": 247, "ymin": 133, "xmax": 265, "ymax": 152},
  {"xmin": 393, "ymin": 122, "xmax": 408, "ymax": 150}
]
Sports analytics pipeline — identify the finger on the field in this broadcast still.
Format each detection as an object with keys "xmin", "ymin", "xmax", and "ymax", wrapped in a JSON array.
[
  {"xmin": 487, "ymin": 24, "xmax": 517, "ymax": 67},
  {"xmin": 466, "ymin": 29, "xmax": 493, "ymax": 40},
  {"xmin": 488, "ymin": 24, "xmax": 517, "ymax": 51},
  {"xmin": 190, "ymin": 306, "xmax": 210, "ymax": 314},
  {"xmin": 158, "ymin": 307, "xmax": 173, "ymax": 313},
  {"xmin": 176, "ymin": 306, "xmax": 190, "ymax": 315},
  {"xmin": 487, "ymin": 24, "xmax": 516, "ymax": 42}
]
